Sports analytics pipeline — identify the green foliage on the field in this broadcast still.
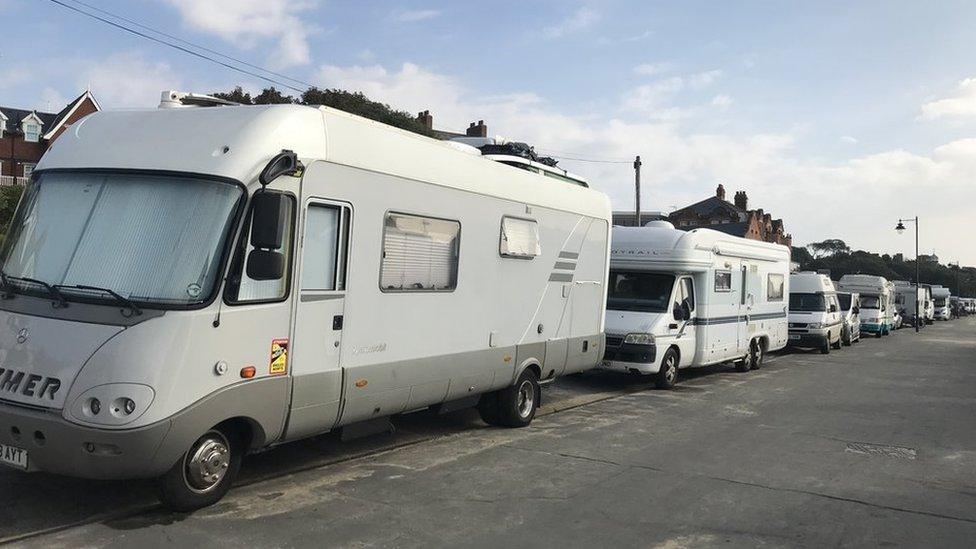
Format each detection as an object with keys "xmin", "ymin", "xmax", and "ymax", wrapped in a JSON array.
[
  {"xmin": 794, "ymin": 241, "xmax": 976, "ymax": 298},
  {"xmin": 0, "ymin": 185, "xmax": 25, "ymax": 245},
  {"xmin": 211, "ymin": 86, "xmax": 436, "ymax": 137},
  {"xmin": 807, "ymin": 239, "xmax": 851, "ymax": 259}
]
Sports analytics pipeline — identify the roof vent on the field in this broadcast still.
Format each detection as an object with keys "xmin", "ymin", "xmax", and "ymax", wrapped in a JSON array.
[{"xmin": 159, "ymin": 90, "xmax": 238, "ymax": 109}]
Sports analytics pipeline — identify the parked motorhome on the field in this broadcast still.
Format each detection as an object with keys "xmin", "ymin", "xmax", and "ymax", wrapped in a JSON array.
[
  {"xmin": 931, "ymin": 286, "xmax": 952, "ymax": 320},
  {"xmin": 921, "ymin": 284, "xmax": 935, "ymax": 324},
  {"xmin": 601, "ymin": 223, "xmax": 790, "ymax": 388},
  {"xmin": 893, "ymin": 281, "xmax": 923, "ymax": 328},
  {"xmin": 788, "ymin": 272, "xmax": 843, "ymax": 353},
  {"xmin": 836, "ymin": 291, "xmax": 861, "ymax": 345},
  {"xmin": 0, "ymin": 92, "xmax": 612, "ymax": 510},
  {"xmin": 837, "ymin": 275, "xmax": 894, "ymax": 336}
]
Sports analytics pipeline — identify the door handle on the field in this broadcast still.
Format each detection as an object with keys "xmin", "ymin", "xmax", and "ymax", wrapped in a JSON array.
[{"xmin": 333, "ymin": 315, "xmax": 344, "ymax": 330}]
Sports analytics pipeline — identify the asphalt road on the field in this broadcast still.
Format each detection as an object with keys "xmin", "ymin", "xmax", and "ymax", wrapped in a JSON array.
[{"xmin": 6, "ymin": 318, "xmax": 976, "ymax": 548}]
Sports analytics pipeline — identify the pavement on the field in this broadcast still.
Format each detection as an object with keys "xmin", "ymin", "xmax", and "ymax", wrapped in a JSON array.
[{"xmin": 5, "ymin": 318, "xmax": 976, "ymax": 548}]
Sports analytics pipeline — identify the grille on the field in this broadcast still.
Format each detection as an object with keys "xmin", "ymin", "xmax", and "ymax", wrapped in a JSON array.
[
  {"xmin": 605, "ymin": 335, "xmax": 623, "ymax": 347},
  {"xmin": 789, "ymin": 323, "xmax": 807, "ymax": 328}
]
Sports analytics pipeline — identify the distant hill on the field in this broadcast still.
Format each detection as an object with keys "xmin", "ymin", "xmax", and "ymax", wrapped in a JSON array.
[{"xmin": 793, "ymin": 241, "xmax": 975, "ymax": 297}]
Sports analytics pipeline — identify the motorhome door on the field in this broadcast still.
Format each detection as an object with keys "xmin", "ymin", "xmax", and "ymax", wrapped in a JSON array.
[
  {"xmin": 285, "ymin": 200, "xmax": 351, "ymax": 440},
  {"xmin": 673, "ymin": 276, "xmax": 697, "ymax": 364}
]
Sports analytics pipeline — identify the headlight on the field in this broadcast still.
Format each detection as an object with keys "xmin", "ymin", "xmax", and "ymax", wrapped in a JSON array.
[
  {"xmin": 624, "ymin": 333, "xmax": 655, "ymax": 345},
  {"xmin": 67, "ymin": 383, "xmax": 155, "ymax": 427},
  {"xmin": 807, "ymin": 322, "xmax": 824, "ymax": 329}
]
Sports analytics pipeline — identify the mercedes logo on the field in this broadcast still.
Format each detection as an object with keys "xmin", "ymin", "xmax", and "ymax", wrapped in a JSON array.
[{"xmin": 15, "ymin": 328, "xmax": 29, "ymax": 344}]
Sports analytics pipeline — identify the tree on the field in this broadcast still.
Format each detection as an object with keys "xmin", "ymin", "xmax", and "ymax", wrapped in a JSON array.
[
  {"xmin": 210, "ymin": 86, "xmax": 436, "ymax": 137},
  {"xmin": 0, "ymin": 185, "xmax": 25, "ymax": 244},
  {"xmin": 807, "ymin": 239, "xmax": 851, "ymax": 259}
]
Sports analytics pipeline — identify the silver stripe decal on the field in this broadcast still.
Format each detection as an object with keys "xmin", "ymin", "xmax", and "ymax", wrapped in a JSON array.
[
  {"xmin": 558, "ymin": 251, "xmax": 579, "ymax": 259},
  {"xmin": 553, "ymin": 261, "xmax": 577, "ymax": 271},
  {"xmin": 549, "ymin": 273, "xmax": 574, "ymax": 282},
  {"xmin": 300, "ymin": 293, "xmax": 345, "ymax": 302}
]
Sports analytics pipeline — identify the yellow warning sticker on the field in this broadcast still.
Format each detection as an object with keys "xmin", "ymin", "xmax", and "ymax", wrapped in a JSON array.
[{"xmin": 270, "ymin": 339, "xmax": 288, "ymax": 375}]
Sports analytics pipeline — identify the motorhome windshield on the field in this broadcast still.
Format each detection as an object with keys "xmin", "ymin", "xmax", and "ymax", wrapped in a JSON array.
[
  {"xmin": 789, "ymin": 293, "xmax": 826, "ymax": 312},
  {"xmin": 607, "ymin": 271, "xmax": 675, "ymax": 313},
  {"xmin": 0, "ymin": 171, "xmax": 243, "ymax": 308},
  {"xmin": 935, "ymin": 298, "xmax": 946, "ymax": 307},
  {"xmin": 859, "ymin": 295, "xmax": 881, "ymax": 309},
  {"xmin": 838, "ymin": 293, "xmax": 852, "ymax": 310}
]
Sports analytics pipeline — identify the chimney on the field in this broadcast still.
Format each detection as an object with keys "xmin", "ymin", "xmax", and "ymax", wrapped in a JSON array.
[
  {"xmin": 734, "ymin": 190, "xmax": 748, "ymax": 210},
  {"xmin": 716, "ymin": 183, "xmax": 726, "ymax": 201},
  {"xmin": 466, "ymin": 120, "xmax": 487, "ymax": 138},
  {"xmin": 417, "ymin": 110, "xmax": 433, "ymax": 130}
]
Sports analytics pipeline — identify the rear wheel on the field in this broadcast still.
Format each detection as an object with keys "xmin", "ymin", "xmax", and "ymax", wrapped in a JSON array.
[
  {"xmin": 842, "ymin": 327, "xmax": 852, "ymax": 346},
  {"xmin": 831, "ymin": 334, "xmax": 842, "ymax": 350},
  {"xmin": 656, "ymin": 348, "xmax": 679, "ymax": 388},
  {"xmin": 749, "ymin": 339, "xmax": 765, "ymax": 370},
  {"xmin": 820, "ymin": 336, "xmax": 830, "ymax": 355},
  {"xmin": 494, "ymin": 369, "xmax": 539, "ymax": 427},
  {"xmin": 157, "ymin": 428, "xmax": 244, "ymax": 512},
  {"xmin": 477, "ymin": 391, "xmax": 501, "ymax": 426}
]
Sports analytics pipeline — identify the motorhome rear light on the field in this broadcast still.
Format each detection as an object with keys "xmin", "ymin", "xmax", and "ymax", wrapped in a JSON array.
[
  {"xmin": 240, "ymin": 366, "xmax": 256, "ymax": 379},
  {"xmin": 88, "ymin": 398, "xmax": 101, "ymax": 415}
]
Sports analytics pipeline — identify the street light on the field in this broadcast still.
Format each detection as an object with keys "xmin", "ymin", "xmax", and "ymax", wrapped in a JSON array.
[{"xmin": 896, "ymin": 216, "xmax": 919, "ymax": 332}]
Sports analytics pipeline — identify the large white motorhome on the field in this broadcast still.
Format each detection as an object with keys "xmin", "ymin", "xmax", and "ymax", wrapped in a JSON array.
[
  {"xmin": 600, "ymin": 224, "xmax": 790, "ymax": 388},
  {"xmin": 0, "ymin": 92, "xmax": 612, "ymax": 510},
  {"xmin": 788, "ymin": 272, "xmax": 844, "ymax": 353},
  {"xmin": 931, "ymin": 286, "xmax": 952, "ymax": 320},
  {"xmin": 921, "ymin": 284, "xmax": 935, "ymax": 324},
  {"xmin": 837, "ymin": 274, "xmax": 894, "ymax": 337},
  {"xmin": 893, "ymin": 280, "xmax": 930, "ymax": 328}
]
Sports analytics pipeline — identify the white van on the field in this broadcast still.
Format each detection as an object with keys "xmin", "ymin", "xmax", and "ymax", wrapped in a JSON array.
[
  {"xmin": 931, "ymin": 286, "xmax": 952, "ymax": 320},
  {"xmin": 0, "ymin": 92, "xmax": 612, "ymax": 510},
  {"xmin": 893, "ymin": 281, "xmax": 924, "ymax": 328},
  {"xmin": 788, "ymin": 272, "xmax": 843, "ymax": 353},
  {"xmin": 600, "ymin": 224, "xmax": 790, "ymax": 388},
  {"xmin": 837, "ymin": 274, "xmax": 894, "ymax": 337}
]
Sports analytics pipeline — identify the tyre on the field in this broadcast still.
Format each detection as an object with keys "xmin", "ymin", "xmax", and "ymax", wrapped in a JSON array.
[
  {"xmin": 657, "ymin": 348, "xmax": 680, "ymax": 388},
  {"xmin": 842, "ymin": 327, "xmax": 852, "ymax": 346},
  {"xmin": 495, "ymin": 368, "xmax": 540, "ymax": 427},
  {"xmin": 820, "ymin": 336, "xmax": 830, "ymax": 354},
  {"xmin": 477, "ymin": 391, "xmax": 501, "ymax": 426},
  {"xmin": 831, "ymin": 333, "xmax": 842, "ymax": 350},
  {"xmin": 749, "ymin": 339, "xmax": 765, "ymax": 370},
  {"xmin": 157, "ymin": 427, "xmax": 244, "ymax": 512},
  {"xmin": 875, "ymin": 329, "xmax": 882, "ymax": 338}
]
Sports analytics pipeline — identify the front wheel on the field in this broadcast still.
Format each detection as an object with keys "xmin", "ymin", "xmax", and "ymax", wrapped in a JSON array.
[
  {"xmin": 157, "ymin": 428, "xmax": 243, "ymax": 512},
  {"xmin": 820, "ymin": 336, "xmax": 830, "ymax": 355},
  {"xmin": 749, "ymin": 339, "xmax": 765, "ymax": 370},
  {"xmin": 842, "ymin": 327, "xmax": 852, "ymax": 346},
  {"xmin": 656, "ymin": 348, "xmax": 679, "ymax": 388}
]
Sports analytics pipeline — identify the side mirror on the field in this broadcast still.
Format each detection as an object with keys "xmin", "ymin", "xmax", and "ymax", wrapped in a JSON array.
[
  {"xmin": 682, "ymin": 299, "xmax": 692, "ymax": 319},
  {"xmin": 673, "ymin": 303, "xmax": 687, "ymax": 321},
  {"xmin": 246, "ymin": 250, "xmax": 285, "ymax": 280},
  {"xmin": 259, "ymin": 150, "xmax": 304, "ymax": 186},
  {"xmin": 853, "ymin": 306, "xmax": 860, "ymax": 315},
  {"xmin": 829, "ymin": 304, "xmax": 837, "ymax": 313},
  {"xmin": 250, "ymin": 192, "xmax": 288, "ymax": 249}
]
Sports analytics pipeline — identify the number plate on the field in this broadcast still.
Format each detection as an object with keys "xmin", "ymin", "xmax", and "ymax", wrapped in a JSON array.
[
  {"xmin": 0, "ymin": 443, "xmax": 28, "ymax": 470},
  {"xmin": 789, "ymin": 334, "xmax": 800, "ymax": 340}
]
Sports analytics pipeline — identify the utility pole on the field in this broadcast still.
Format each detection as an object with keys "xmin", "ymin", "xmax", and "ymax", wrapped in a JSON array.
[{"xmin": 634, "ymin": 155, "xmax": 642, "ymax": 226}]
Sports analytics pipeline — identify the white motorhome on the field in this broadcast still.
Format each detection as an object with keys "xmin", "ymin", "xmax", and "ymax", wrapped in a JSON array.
[
  {"xmin": 931, "ymin": 286, "xmax": 952, "ymax": 320},
  {"xmin": 788, "ymin": 272, "xmax": 844, "ymax": 353},
  {"xmin": 837, "ymin": 274, "xmax": 894, "ymax": 337},
  {"xmin": 0, "ymin": 92, "xmax": 612, "ymax": 510},
  {"xmin": 893, "ymin": 281, "xmax": 923, "ymax": 328},
  {"xmin": 921, "ymin": 284, "xmax": 935, "ymax": 324},
  {"xmin": 600, "ymin": 224, "xmax": 790, "ymax": 388}
]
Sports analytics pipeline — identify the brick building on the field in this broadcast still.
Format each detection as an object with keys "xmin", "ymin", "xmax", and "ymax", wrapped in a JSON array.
[
  {"xmin": 1, "ymin": 90, "xmax": 100, "ymax": 186},
  {"xmin": 667, "ymin": 184, "xmax": 792, "ymax": 246}
]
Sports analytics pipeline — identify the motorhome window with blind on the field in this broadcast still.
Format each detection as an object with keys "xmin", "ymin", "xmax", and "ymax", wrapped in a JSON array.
[
  {"xmin": 499, "ymin": 216, "xmax": 541, "ymax": 259},
  {"xmin": 767, "ymin": 273, "xmax": 784, "ymax": 301},
  {"xmin": 380, "ymin": 213, "xmax": 460, "ymax": 292}
]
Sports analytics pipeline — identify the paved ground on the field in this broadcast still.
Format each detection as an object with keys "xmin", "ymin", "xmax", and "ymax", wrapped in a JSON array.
[{"xmin": 5, "ymin": 318, "xmax": 976, "ymax": 548}]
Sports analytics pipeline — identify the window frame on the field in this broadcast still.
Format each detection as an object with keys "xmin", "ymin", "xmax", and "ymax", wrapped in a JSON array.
[
  {"xmin": 299, "ymin": 201, "xmax": 351, "ymax": 293},
  {"xmin": 714, "ymin": 270, "xmax": 732, "ymax": 292},
  {"xmin": 378, "ymin": 210, "xmax": 461, "ymax": 294},
  {"xmin": 767, "ymin": 273, "xmax": 785, "ymax": 302},
  {"xmin": 498, "ymin": 215, "xmax": 541, "ymax": 260},
  {"xmin": 223, "ymin": 190, "xmax": 298, "ymax": 306},
  {"xmin": 23, "ymin": 122, "xmax": 40, "ymax": 143}
]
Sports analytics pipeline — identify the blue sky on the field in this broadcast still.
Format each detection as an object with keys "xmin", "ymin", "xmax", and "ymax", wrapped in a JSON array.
[{"xmin": 3, "ymin": 0, "xmax": 976, "ymax": 264}]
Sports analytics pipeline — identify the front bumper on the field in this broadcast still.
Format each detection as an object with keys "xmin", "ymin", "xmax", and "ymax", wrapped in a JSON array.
[
  {"xmin": 600, "ymin": 340, "xmax": 658, "ymax": 374},
  {"xmin": 787, "ymin": 331, "xmax": 827, "ymax": 348},
  {"xmin": 0, "ymin": 401, "xmax": 172, "ymax": 480},
  {"xmin": 861, "ymin": 322, "xmax": 886, "ymax": 333}
]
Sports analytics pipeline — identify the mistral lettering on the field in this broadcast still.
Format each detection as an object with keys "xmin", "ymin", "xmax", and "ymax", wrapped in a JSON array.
[{"xmin": 0, "ymin": 368, "xmax": 61, "ymax": 400}]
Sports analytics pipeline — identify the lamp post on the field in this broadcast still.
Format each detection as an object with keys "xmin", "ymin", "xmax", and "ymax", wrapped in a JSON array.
[{"xmin": 896, "ymin": 217, "xmax": 919, "ymax": 332}]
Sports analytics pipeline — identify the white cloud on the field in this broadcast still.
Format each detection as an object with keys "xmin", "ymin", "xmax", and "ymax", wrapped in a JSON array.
[
  {"xmin": 37, "ymin": 88, "xmax": 68, "ymax": 112},
  {"xmin": 81, "ymin": 52, "xmax": 181, "ymax": 108},
  {"xmin": 543, "ymin": 6, "xmax": 599, "ymax": 38},
  {"xmin": 919, "ymin": 77, "xmax": 976, "ymax": 120},
  {"xmin": 164, "ymin": 0, "xmax": 318, "ymax": 68},
  {"xmin": 633, "ymin": 62, "xmax": 672, "ymax": 77},
  {"xmin": 710, "ymin": 94, "xmax": 733, "ymax": 108},
  {"xmin": 311, "ymin": 60, "xmax": 976, "ymax": 264},
  {"xmin": 392, "ymin": 9, "xmax": 441, "ymax": 23},
  {"xmin": 840, "ymin": 135, "xmax": 858, "ymax": 144},
  {"xmin": 688, "ymin": 69, "xmax": 722, "ymax": 90}
]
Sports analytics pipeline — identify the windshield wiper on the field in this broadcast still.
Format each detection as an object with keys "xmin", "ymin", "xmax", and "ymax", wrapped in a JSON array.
[
  {"xmin": 9, "ymin": 276, "xmax": 68, "ymax": 308},
  {"xmin": 55, "ymin": 284, "xmax": 142, "ymax": 317}
]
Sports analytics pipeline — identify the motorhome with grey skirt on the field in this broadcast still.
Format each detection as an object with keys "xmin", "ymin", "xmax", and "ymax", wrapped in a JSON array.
[{"xmin": 0, "ymin": 91, "xmax": 612, "ymax": 510}]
